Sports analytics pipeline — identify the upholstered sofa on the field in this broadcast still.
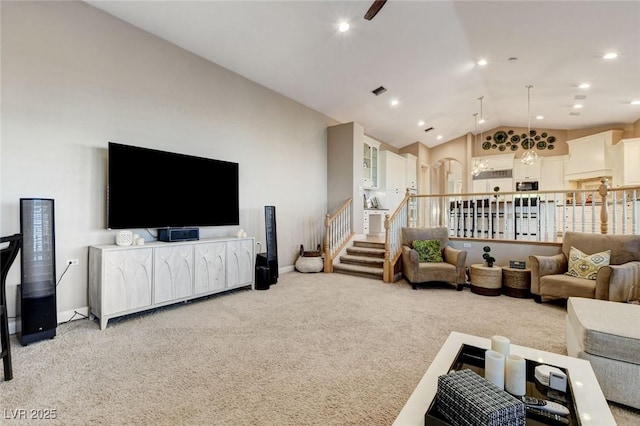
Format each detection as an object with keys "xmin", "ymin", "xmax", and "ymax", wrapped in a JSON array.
[
  {"xmin": 529, "ymin": 231, "xmax": 640, "ymax": 303},
  {"xmin": 401, "ymin": 227, "xmax": 467, "ymax": 290}
]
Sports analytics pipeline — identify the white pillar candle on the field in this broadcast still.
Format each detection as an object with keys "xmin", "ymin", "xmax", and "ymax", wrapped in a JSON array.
[
  {"xmin": 505, "ymin": 354, "xmax": 527, "ymax": 396},
  {"xmin": 485, "ymin": 350, "xmax": 505, "ymax": 389},
  {"xmin": 491, "ymin": 335, "xmax": 510, "ymax": 357}
]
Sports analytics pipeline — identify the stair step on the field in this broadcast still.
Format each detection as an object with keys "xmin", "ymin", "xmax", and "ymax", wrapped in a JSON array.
[
  {"xmin": 333, "ymin": 263, "xmax": 384, "ymax": 279},
  {"xmin": 339, "ymin": 254, "xmax": 384, "ymax": 267},
  {"xmin": 353, "ymin": 241, "xmax": 385, "ymax": 250},
  {"xmin": 346, "ymin": 246, "xmax": 385, "ymax": 258}
]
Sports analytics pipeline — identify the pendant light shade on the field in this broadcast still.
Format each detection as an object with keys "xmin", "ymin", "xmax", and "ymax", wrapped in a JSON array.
[{"xmin": 521, "ymin": 85, "xmax": 538, "ymax": 165}]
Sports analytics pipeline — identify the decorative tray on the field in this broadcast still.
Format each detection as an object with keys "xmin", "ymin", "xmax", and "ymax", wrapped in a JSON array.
[{"xmin": 425, "ymin": 344, "xmax": 579, "ymax": 425}]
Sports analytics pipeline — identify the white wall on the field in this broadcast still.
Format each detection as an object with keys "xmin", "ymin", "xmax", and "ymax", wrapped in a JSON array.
[{"xmin": 1, "ymin": 1, "xmax": 335, "ymax": 320}]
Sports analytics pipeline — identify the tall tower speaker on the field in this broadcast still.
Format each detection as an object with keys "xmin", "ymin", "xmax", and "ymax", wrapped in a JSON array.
[
  {"xmin": 19, "ymin": 198, "xmax": 57, "ymax": 345},
  {"xmin": 256, "ymin": 206, "xmax": 278, "ymax": 284}
]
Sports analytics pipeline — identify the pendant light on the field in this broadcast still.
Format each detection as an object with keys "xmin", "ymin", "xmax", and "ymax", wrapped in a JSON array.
[
  {"xmin": 477, "ymin": 96, "xmax": 489, "ymax": 171},
  {"xmin": 471, "ymin": 113, "xmax": 481, "ymax": 176},
  {"xmin": 521, "ymin": 85, "xmax": 538, "ymax": 165}
]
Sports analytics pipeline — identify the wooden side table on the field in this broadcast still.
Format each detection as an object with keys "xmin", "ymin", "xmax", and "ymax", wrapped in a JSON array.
[
  {"xmin": 469, "ymin": 264, "xmax": 502, "ymax": 296},
  {"xmin": 502, "ymin": 267, "xmax": 532, "ymax": 298}
]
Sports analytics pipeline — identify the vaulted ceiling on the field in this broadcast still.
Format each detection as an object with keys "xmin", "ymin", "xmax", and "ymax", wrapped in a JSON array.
[{"xmin": 86, "ymin": 1, "xmax": 640, "ymax": 149}]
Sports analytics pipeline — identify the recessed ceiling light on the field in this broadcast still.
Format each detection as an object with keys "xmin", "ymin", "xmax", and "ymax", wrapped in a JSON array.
[
  {"xmin": 536, "ymin": 115, "xmax": 544, "ymax": 120},
  {"xmin": 437, "ymin": 135, "xmax": 443, "ymax": 140},
  {"xmin": 477, "ymin": 59, "xmax": 488, "ymax": 66},
  {"xmin": 338, "ymin": 21, "xmax": 350, "ymax": 32},
  {"xmin": 478, "ymin": 118, "xmax": 486, "ymax": 124},
  {"xmin": 578, "ymin": 83, "xmax": 590, "ymax": 89},
  {"xmin": 390, "ymin": 99, "xmax": 399, "ymax": 107},
  {"xmin": 603, "ymin": 52, "xmax": 618, "ymax": 59},
  {"xmin": 631, "ymin": 100, "xmax": 640, "ymax": 105},
  {"xmin": 573, "ymin": 103, "xmax": 583, "ymax": 109},
  {"xmin": 418, "ymin": 120, "xmax": 425, "ymax": 126}
]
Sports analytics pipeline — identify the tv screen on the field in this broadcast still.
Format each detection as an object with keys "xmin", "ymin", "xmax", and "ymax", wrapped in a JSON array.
[{"xmin": 107, "ymin": 142, "xmax": 239, "ymax": 229}]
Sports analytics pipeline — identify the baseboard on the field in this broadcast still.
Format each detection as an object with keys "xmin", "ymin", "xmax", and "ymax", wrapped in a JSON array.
[
  {"xmin": 280, "ymin": 266, "xmax": 295, "ymax": 274},
  {"xmin": 58, "ymin": 306, "xmax": 90, "ymax": 324},
  {"xmin": 7, "ymin": 306, "xmax": 90, "ymax": 335}
]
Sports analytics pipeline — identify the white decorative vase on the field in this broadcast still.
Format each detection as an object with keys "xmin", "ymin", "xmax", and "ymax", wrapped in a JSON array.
[{"xmin": 115, "ymin": 230, "xmax": 133, "ymax": 246}]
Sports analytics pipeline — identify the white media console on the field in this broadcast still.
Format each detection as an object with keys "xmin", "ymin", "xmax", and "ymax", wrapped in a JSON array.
[{"xmin": 89, "ymin": 237, "xmax": 255, "ymax": 330}]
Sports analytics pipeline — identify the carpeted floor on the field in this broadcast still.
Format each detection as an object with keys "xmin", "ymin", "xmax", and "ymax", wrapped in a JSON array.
[{"xmin": 2, "ymin": 272, "xmax": 639, "ymax": 425}]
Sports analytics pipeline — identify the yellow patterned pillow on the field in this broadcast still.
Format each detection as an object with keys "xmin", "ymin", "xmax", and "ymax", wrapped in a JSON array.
[{"xmin": 565, "ymin": 246, "xmax": 611, "ymax": 280}]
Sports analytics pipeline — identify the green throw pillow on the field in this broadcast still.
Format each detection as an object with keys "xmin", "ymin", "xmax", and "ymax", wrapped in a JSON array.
[
  {"xmin": 565, "ymin": 246, "xmax": 611, "ymax": 280},
  {"xmin": 413, "ymin": 239, "xmax": 443, "ymax": 263}
]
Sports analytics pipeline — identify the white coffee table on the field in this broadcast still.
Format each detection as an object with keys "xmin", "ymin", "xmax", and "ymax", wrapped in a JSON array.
[{"xmin": 393, "ymin": 331, "xmax": 615, "ymax": 426}]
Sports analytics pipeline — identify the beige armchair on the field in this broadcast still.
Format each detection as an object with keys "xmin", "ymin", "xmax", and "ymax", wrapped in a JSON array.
[
  {"xmin": 529, "ymin": 231, "xmax": 640, "ymax": 303},
  {"xmin": 401, "ymin": 227, "xmax": 467, "ymax": 290}
]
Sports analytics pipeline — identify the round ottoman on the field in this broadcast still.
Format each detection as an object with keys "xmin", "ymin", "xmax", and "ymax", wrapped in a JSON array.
[
  {"xmin": 502, "ymin": 267, "xmax": 531, "ymax": 298},
  {"xmin": 470, "ymin": 264, "xmax": 503, "ymax": 296}
]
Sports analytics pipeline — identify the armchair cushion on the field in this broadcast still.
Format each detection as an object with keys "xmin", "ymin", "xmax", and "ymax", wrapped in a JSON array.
[
  {"xmin": 565, "ymin": 246, "xmax": 611, "ymax": 280},
  {"xmin": 412, "ymin": 239, "xmax": 443, "ymax": 263}
]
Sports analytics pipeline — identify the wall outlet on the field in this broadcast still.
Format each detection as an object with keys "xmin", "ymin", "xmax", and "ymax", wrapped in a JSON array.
[
  {"xmin": 66, "ymin": 259, "xmax": 79, "ymax": 266},
  {"xmin": 463, "ymin": 243, "xmax": 471, "ymax": 248}
]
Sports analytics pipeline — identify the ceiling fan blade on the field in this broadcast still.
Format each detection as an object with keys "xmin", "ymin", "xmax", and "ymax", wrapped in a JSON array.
[{"xmin": 364, "ymin": 0, "xmax": 387, "ymax": 21}]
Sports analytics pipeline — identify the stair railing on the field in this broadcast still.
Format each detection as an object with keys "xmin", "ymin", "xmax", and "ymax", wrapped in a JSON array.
[
  {"xmin": 383, "ymin": 191, "xmax": 412, "ymax": 282},
  {"xmin": 324, "ymin": 198, "xmax": 354, "ymax": 273}
]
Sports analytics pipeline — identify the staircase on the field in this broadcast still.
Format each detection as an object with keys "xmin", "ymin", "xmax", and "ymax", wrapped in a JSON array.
[{"xmin": 333, "ymin": 240, "xmax": 385, "ymax": 280}]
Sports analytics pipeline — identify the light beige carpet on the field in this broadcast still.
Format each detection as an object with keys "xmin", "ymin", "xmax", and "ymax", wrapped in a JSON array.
[{"xmin": 2, "ymin": 272, "xmax": 639, "ymax": 425}]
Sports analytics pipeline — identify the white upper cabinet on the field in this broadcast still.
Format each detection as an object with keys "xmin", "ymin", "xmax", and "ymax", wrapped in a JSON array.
[
  {"xmin": 513, "ymin": 159, "xmax": 541, "ymax": 181},
  {"xmin": 539, "ymin": 156, "xmax": 567, "ymax": 191},
  {"xmin": 610, "ymin": 138, "xmax": 640, "ymax": 187},
  {"xmin": 379, "ymin": 150, "xmax": 406, "ymax": 190},
  {"xmin": 403, "ymin": 153, "xmax": 418, "ymax": 190},
  {"xmin": 363, "ymin": 136, "xmax": 380, "ymax": 189}
]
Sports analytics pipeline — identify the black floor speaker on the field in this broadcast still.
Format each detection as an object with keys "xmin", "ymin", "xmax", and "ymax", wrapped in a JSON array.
[
  {"xmin": 263, "ymin": 206, "xmax": 278, "ymax": 283},
  {"xmin": 19, "ymin": 198, "xmax": 57, "ymax": 345}
]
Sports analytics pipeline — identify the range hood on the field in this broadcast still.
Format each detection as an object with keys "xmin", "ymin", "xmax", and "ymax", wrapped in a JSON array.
[{"xmin": 565, "ymin": 130, "xmax": 623, "ymax": 181}]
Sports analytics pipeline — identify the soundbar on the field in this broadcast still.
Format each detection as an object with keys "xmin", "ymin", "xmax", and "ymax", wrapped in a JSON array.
[{"xmin": 158, "ymin": 227, "xmax": 199, "ymax": 242}]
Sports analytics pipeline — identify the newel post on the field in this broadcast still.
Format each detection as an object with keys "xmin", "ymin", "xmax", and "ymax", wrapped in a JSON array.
[
  {"xmin": 323, "ymin": 214, "xmax": 333, "ymax": 273},
  {"xmin": 598, "ymin": 177, "xmax": 609, "ymax": 234},
  {"xmin": 383, "ymin": 213, "xmax": 392, "ymax": 283}
]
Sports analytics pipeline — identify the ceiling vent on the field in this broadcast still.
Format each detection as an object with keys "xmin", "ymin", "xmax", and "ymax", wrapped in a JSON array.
[
  {"xmin": 372, "ymin": 86, "xmax": 387, "ymax": 96},
  {"xmin": 569, "ymin": 112, "xmax": 581, "ymax": 116},
  {"xmin": 574, "ymin": 95, "xmax": 587, "ymax": 100},
  {"xmin": 424, "ymin": 127, "xmax": 434, "ymax": 133}
]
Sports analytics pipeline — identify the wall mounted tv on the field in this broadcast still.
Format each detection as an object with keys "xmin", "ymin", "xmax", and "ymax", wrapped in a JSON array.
[{"xmin": 107, "ymin": 142, "xmax": 239, "ymax": 229}]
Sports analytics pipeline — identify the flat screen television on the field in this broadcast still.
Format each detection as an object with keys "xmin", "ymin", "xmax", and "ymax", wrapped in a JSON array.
[{"xmin": 107, "ymin": 142, "xmax": 239, "ymax": 229}]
